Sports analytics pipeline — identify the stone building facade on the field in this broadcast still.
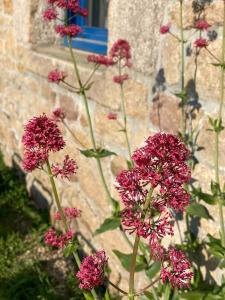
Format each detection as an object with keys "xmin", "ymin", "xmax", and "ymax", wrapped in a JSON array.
[{"xmin": 0, "ymin": 0, "xmax": 225, "ymax": 287}]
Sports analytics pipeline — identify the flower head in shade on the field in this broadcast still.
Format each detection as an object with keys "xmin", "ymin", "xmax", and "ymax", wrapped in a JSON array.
[
  {"xmin": 54, "ymin": 207, "xmax": 82, "ymax": 221},
  {"xmin": 23, "ymin": 149, "xmax": 48, "ymax": 172},
  {"xmin": 160, "ymin": 24, "xmax": 170, "ymax": 34},
  {"xmin": 195, "ymin": 19, "xmax": 210, "ymax": 31},
  {"xmin": 43, "ymin": 7, "xmax": 58, "ymax": 22},
  {"xmin": 48, "ymin": 69, "xmax": 67, "ymax": 83},
  {"xmin": 22, "ymin": 114, "xmax": 65, "ymax": 152},
  {"xmin": 110, "ymin": 39, "xmax": 132, "ymax": 67},
  {"xmin": 52, "ymin": 108, "xmax": 66, "ymax": 122},
  {"xmin": 113, "ymin": 74, "xmax": 129, "ymax": 84},
  {"xmin": 55, "ymin": 24, "xmax": 82, "ymax": 37},
  {"xmin": 52, "ymin": 155, "xmax": 78, "ymax": 180},
  {"xmin": 44, "ymin": 227, "xmax": 73, "ymax": 249},
  {"xmin": 107, "ymin": 112, "xmax": 118, "ymax": 120},
  {"xmin": 87, "ymin": 54, "xmax": 115, "ymax": 66},
  {"xmin": 161, "ymin": 247, "xmax": 193, "ymax": 289},
  {"xmin": 76, "ymin": 251, "xmax": 108, "ymax": 290},
  {"xmin": 194, "ymin": 38, "xmax": 209, "ymax": 48}
]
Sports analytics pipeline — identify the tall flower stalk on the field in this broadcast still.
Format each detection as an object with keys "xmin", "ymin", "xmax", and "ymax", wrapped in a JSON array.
[
  {"xmin": 67, "ymin": 36, "xmax": 114, "ymax": 208},
  {"xmin": 46, "ymin": 159, "xmax": 98, "ymax": 300},
  {"xmin": 214, "ymin": 1, "xmax": 225, "ymax": 247},
  {"xmin": 179, "ymin": 0, "xmax": 186, "ymax": 136}
]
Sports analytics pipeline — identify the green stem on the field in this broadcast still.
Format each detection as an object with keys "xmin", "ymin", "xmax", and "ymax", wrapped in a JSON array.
[
  {"xmin": 128, "ymin": 188, "xmax": 154, "ymax": 299},
  {"xmin": 120, "ymin": 83, "xmax": 133, "ymax": 165},
  {"xmin": 214, "ymin": 1, "xmax": 225, "ymax": 247},
  {"xmin": 46, "ymin": 159, "xmax": 98, "ymax": 300},
  {"xmin": 67, "ymin": 36, "xmax": 113, "ymax": 207},
  {"xmin": 179, "ymin": 0, "xmax": 186, "ymax": 136}
]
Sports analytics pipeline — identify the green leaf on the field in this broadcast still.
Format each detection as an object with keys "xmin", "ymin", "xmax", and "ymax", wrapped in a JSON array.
[
  {"xmin": 207, "ymin": 234, "xmax": 225, "ymax": 259},
  {"xmin": 186, "ymin": 203, "xmax": 211, "ymax": 219},
  {"xmin": 145, "ymin": 261, "xmax": 161, "ymax": 279},
  {"xmin": 80, "ymin": 148, "xmax": 117, "ymax": 159},
  {"xmin": 112, "ymin": 198, "xmax": 120, "ymax": 215},
  {"xmin": 211, "ymin": 181, "xmax": 221, "ymax": 196},
  {"xmin": 63, "ymin": 242, "xmax": 78, "ymax": 258},
  {"xmin": 179, "ymin": 291, "xmax": 204, "ymax": 300},
  {"xmin": 113, "ymin": 250, "xmax": 147, "ymax": 272},
  {"xmin": 94, "ymin": 217, "xmax": 121, "ymax": 236},
  {"xmin": 192, "ymin": 187, "xmax": 217, "ymax": 205},
  {"xmin": 219, "ymin": 259, "xmax": 225, "ymax": 269}
]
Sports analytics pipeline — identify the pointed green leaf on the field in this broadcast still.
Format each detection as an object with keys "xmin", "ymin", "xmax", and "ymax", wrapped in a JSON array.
[
  {"xmin": 145, "ymin": 261, "xmax": 161, "ymax": 279},
  {"xmin": 94, "ymin": 217, "xmax": 121, "ymax": 236},
  {"xmin": 80, "ymin": 148, "xmax": 117, "ymax": 159},
  {"xmin": 63, "ymin": 242, "xmax": 78, "ymax": 258},
  {"xmin": 186, "ymin": 203, "xmax": 211, "ymax": 219}
]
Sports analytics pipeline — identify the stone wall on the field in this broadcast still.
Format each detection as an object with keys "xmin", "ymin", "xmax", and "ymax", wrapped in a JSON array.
[{"xmin": 0, "ymin": 0, "xmax": 225, "ymax": 286}]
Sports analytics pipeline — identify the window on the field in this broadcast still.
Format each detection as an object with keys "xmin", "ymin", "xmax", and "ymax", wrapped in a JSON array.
[{"xmin": 64, "ymin": 0, "xmax": 109, "ymax": 54}]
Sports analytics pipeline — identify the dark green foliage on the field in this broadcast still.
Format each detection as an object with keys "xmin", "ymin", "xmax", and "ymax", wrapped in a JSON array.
[{"xmin": 0, "ymin": 154, "xmax": 83, "ymax": 300}]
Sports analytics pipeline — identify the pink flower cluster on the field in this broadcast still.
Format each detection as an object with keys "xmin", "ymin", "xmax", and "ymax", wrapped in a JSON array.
[
  {"xmin": 76, "ymin": 251, "xmax": 108, "ymax": 290},
  {"xmin": 48, "ymin": 69, "xmax": 67, "ymax": 83},
  {"xmin": 52, "ymin": 107, "xmax": 66, "ymax": 122},
  {"xmin": 54, "ymin": 207, "xmax": 81, "ymax": 220},
  {"xmin": 87, "ymin": 39, "xmax": 131, "ymax": 70},
  {"xmin": 194, "ymin": 37, "xmax": 209, "ymax": 48},
  {"xmin": 22, "ymin": 114, "xmax": 65, "ymax": 172},
  {"xmin": 113, "ymin": 74, "xmax": 129, "ymax": 84},
  {"xmin": 43, "ymin": 0, "xmax": 87, "ymax": 37},
  {"xmin": 160, "ymin": 24, "xmax": 170, "ymax": 34},
  {"xmin": 55, "ymin": 24, "xmax": 82, "ymax": 37},
  {"xmin": 44, "ymin": 227, "xmax": 73, "ymax": 249},
  {"xmin": 161, "ymin": 248, "xmax": 193, "ymax": 289},
  {"xmin": 107, "ymin": 112, "xmax": 118, "ymax": 120},
  {"xmin": 52, "ymin": 155, "xmax": 78, "ymax": 180},
  {"xmin": 110, "ymin": 39, "xmax": 132, "ymax": 68},
  {"xmin": 87, "ymin": 54, "xmax": 115, "ymax": 66},
  {"xmin": 195, "ymin": 19, "xmax": 210, "ymax": 31},
  {"xmin": 116, "ymin": 133, "xmax": 192, "ymax": 289}
]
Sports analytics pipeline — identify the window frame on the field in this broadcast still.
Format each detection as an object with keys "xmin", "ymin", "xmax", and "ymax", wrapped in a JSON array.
[{"xmin": 64, "ymin": 0, "xmax": 108, "ymax": 54}]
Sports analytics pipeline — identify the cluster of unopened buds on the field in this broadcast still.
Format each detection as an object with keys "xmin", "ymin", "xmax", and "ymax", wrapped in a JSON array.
[{"xmin": 117, "ymin": 133, "xmax": 193, "ymax": 289}]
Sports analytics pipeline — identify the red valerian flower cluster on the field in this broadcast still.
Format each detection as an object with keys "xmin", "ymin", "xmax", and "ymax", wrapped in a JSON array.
[
  {"xmin": 195, "ymin": 19, "xmax": 210, "ymax": 31},
  {"xmin": 52, "ymin": 108, "xmax": 66, "ymax": 122},
  {"xmin": 116, "ymin": 133, "xmax": 193, "ymax": 289},
  {"xmin": 107, "ymin": 112, "xmax": 118, "ymax": 120},
  {"xmin": 194, "ymin": 37, "xmax": 209, "ymax": 48},
  {"xmin": 87, "ymin": 54, "xmax": 115, "ymax": 66},
  {"xmin": 113, "ymin": 74, "xmax": 129, "ymax": 84},
  {"xmin": 43, "ymin": 0, "xmax": 87, "ymax": 37},
  {"xmin": 161, "ymin": 247, "xmax": 193, "ymax": 289},
  {"xmin": 54, "ymin": 207, "xmax": 81, "ymax": 220},
  {"xmin": 76, "ymin": 251, "xmax": 108, "ymax": 290},
  {"xmin": 160, "ymin": 24, "xmax": 170, "ymax": 34},
  {"xmin": 48, "ymin": 69, "xmax": 67, "ymax": 83},
  {"xmin": 52, "ymin": 155, "xmax": 78, "ymax": 180},
  {"xmin": 55, "ymin": 24, "xmax": 82, "ymax": 37},
  {"xmin": 44, "ymin": 227, "xmax": 73, "ymax": 249},
  {"xmin": 22, "ymin": 114, "xmax": 65, "ymax": 171}
]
